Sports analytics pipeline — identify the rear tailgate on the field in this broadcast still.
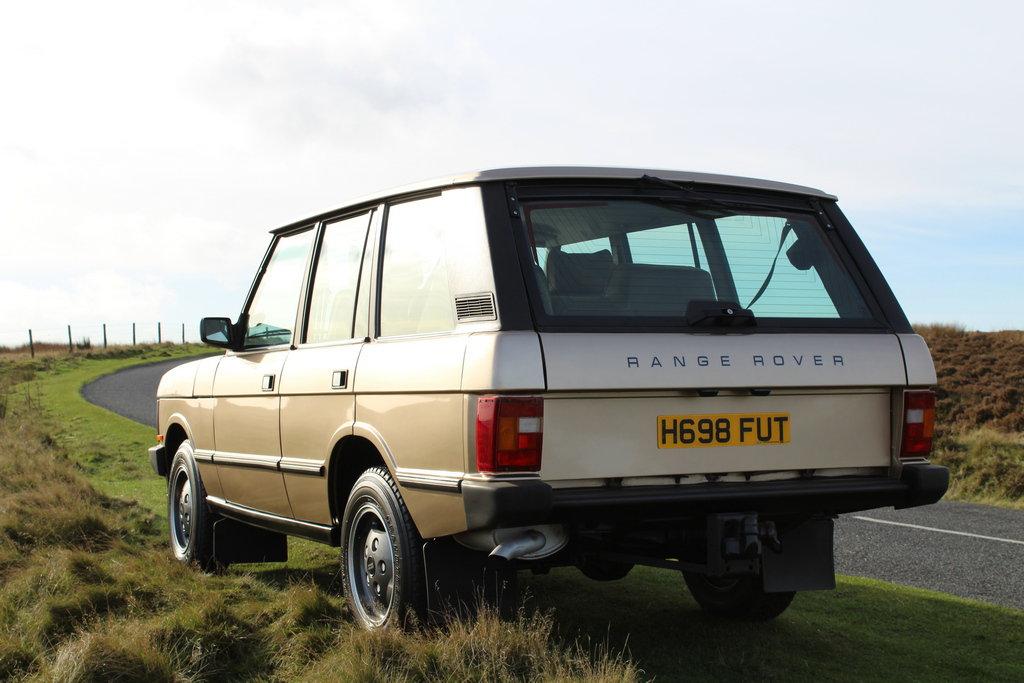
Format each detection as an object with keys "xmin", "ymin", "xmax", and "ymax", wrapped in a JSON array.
[{"xmin": 539, "ymin": 332, "xmax": 905, "ymax": 482}]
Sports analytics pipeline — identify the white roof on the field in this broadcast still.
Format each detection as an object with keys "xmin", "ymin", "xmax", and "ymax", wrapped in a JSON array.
[{"xmin": 275, "ymin": 166, "xmax": 836, "ymax": 232}]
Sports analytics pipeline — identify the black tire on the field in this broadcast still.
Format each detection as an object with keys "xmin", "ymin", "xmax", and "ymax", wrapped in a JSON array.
[
  {"xmin": 340, "ymin": 467, "xmax": 425, "ymax": 629},
  {"xmin": 683, "ymin": 573, "xmax": 795, "ymax": 621},
  {"xmin": 167, "ymin": 442, "xmax": 218, "ymax": 571}
]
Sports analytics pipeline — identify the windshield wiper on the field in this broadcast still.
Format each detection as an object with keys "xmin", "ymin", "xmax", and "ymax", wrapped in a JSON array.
[
  {"xmin": 639, "ymin": 174, "xmax": 734, "ymax": 209},
  {"xmin": 639, "ymin": 174, "xmax": 790, "ymax": 213},
  {"xmin": 685, "ymin": 300, "xmax": 756, "ymax": 328}
]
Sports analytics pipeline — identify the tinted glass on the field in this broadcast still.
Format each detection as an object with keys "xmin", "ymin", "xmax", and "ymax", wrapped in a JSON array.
[
  {"xmin": 521, "ymin": 199, "xmax": 872, "ymax": 322},
  {"xmin": 244, "ymin": 229, "xmax": 313, "ymax": 347},
  {"xmin": 627, "ymin": 224, "xmax": 709, "ymax": 268},
  {"xmin": 305, "ymin": 213, "xmax": 371, "ymax": 343},
  {"xmin": 379, "ymin": 196, "xmax": 454, "ymax": 336},
  {"xmin": 714, "ymin": 214, "xmax": 864, "ymax": 318}
]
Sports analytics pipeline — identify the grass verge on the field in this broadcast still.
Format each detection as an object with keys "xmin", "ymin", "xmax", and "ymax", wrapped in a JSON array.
[
  {"xmin": 914, "ymin": 325, "xmax": 1024, "ymax": 508},
  {"xmin": 1, "ymin": 348, "xmax": 1022, "ymax": 680},
  {"xmin": 932, "ymin": 429, "xmax": 1024, "ymax": 509}
]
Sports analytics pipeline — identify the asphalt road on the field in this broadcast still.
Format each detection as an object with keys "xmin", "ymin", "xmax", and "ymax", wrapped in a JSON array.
[
  {"xmin": 81, "ymin": 356, "xmax": 213, "ymax": 429},
  {"xmin": 83, "ymin": 357, "xmax": 1024, "ymax": 610}
]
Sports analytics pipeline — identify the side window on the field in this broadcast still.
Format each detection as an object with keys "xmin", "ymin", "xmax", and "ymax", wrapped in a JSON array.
[
  {"xmin": 379, "ymin": 196, "xmax": 454, "ymax": 337},
  {"xmin": 305, "ymin": 212, "xmax": 371, "ymax": 344},
  {"xmin": 627, "ymin": 224, "xmax": 709, "ymax": 269},
  {"xmin": 244, "ymin": 228, "xmax": 314, "ymax": 347}
]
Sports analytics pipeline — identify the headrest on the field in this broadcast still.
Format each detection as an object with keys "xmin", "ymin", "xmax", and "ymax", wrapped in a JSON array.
[
  {"xmin": 547, "ymin": 249, "xmax": 614, "ymax": 295},
  {"xmin": 609, "ymin": 263, "xmax": 715, "ymax": 314}
]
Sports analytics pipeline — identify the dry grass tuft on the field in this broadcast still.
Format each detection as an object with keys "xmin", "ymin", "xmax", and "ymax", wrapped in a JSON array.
[
  {"xmin": 932, "ymin": 429, "xmax": 1024, "ymax": 505},
  {"xmin": 301, "ymin": 608, "xmax": 637, "ymax": 682},
  {"xmin": 47, "ymin": 627, "xmax": 176, "ymax": 683}
]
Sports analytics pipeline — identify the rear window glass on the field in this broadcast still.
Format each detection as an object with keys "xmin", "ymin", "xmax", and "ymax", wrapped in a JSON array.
[{"xmin": 520, "ymin": 199, "xmax": 874, "ymax": 324}]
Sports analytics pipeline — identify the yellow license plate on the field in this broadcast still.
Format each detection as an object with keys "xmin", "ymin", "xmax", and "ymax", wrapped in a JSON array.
[{"xmin": 657, "ymin": 413, "xmax": 791, "ymax": 449}]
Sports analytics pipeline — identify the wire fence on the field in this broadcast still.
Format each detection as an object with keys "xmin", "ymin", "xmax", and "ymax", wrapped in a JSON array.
[{"xmin": 0, "ymin": 322, "xmax": 203, "ymax": 356}]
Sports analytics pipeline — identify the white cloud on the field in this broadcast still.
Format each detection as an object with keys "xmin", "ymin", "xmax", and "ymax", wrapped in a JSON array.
[
  {"xmin": 0, "ymin": 273, "xmax": 172, "ymax": 344},
  {"xmin": 0, "ymin": 0, "xmax": 1022, "ymax": 333}
]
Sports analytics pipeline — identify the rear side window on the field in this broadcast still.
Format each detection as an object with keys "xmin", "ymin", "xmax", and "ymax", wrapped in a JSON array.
[
  {"xmin": 244, "ymin": 228, "xmax": 314, "ymax": 347},
  {"xmin": 379, "ymin": 196, "xmax": 455, "ymax": 337},
  {"xmin": 519, "ymin": 199, "xmax": 874, "ymax": 325},
  {"xmin": 305, "ymin": 212, "xmax": 371, "ymax": 343}
]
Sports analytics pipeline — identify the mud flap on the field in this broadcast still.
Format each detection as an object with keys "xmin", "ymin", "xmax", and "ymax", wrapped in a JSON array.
[
  {"xmin": 422, "ymin": 537, "xmax": 518, "ymax": 620},
  {"xmin": 761, "ymin": 517, "xmax": 835, "ymax": 593},
  {"xmin": 212, "ymin": 518, "xmax": 288, "ymax": 565}
]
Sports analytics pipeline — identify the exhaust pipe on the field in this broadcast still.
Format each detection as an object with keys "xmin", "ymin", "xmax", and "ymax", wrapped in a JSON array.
[{"xmin": 488, "ymin": 529, "xmax": 546, "ymax": 562}]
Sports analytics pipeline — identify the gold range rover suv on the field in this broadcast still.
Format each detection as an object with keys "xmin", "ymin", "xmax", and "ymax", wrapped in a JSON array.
[{"xmin": 148, "ymin": 167, "xmax": 948, "ymax": 628}]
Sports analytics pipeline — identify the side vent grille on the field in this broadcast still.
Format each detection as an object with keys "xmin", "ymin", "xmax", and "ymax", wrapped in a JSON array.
[{"xmin": 455, "ymin": 293, "xmax": 497, "ymax": 322}]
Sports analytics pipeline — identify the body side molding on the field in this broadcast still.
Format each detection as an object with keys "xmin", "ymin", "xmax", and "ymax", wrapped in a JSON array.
[
  {"xmin": 279, "ymin": 456, "xmax": 326, "ymax": 475},
  {"xmin": 395, "ymin": 467, "xmax": 463, "ymax": 491},
  {"xmin": 206, "ymin": 496, "xmax": 337, "ymax": 545}
]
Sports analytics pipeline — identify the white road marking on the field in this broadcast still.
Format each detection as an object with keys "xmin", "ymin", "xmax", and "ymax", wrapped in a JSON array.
[{"xmin": 851, "ymin": 516, "xmax": 1024, "ymax": 546}]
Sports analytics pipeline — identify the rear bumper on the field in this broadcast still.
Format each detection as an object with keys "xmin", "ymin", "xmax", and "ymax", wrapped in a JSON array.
[{"xmin": 461, "ymin": 464, "xmax": 949, "ymax": 529}]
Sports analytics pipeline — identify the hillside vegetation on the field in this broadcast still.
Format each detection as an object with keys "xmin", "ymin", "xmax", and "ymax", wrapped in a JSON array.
[
  {"xmin": 917, "ymin": 325, "xmax": 1024, "ymax": 506},
  {"xmin": 918, "ymin": 325, "xmax": 1024, "ymax": 433}
]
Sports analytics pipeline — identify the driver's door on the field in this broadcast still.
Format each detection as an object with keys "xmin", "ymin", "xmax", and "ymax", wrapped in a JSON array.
[{"xmin": 212, "ymin": 226, "xmax": 314, "ymax": 517}]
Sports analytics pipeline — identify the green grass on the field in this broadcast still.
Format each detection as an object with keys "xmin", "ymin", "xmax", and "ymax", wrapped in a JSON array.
[
  {"xmin": 524, "ymin": 570, "xmax": 1024, "ymax": 681},
  {"xmin": 2, "ymin": 348, "xmax": 1023, "ymax": 680},
  {"xmin": 11, "ymin": 344, "xmax": 209, "ymax": 512}
]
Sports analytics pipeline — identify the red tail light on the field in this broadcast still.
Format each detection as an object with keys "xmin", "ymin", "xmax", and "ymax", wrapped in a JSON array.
[
  {"xmin": 475, "ymin": 396, "xmax": 543, "ymax": 473},
  {"xmin": 900, "ymin": 390, "xmax": 936, "ymax": 459}
]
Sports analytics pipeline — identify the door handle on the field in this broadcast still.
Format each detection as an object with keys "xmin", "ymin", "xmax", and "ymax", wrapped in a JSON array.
[
  {"xmin": 261, "ymin": 374, "xmax": 275, "ymax": 391},
  {"xmin": 331, "ymin": 370, "xmax": 348, "ymax": 390}
]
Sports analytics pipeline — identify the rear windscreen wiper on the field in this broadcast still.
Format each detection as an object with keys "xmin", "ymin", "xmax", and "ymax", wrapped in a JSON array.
[
  {"xmin": 639, "ymin": 174, "xmax": 734, "ymax": 209},
  {"xmin": 685, "ymin": 300, "xmax": 756, "ymax": 328},
  {"xmin": 638, "ymin": 174, "xmax": 791, "ymax": 213}
]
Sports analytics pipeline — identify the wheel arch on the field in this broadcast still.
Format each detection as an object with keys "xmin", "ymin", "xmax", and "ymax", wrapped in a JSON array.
[
  {"xmin": 327, "ymin": 433, "xmax": 394, "ymax": 527},
  {"xmin": 164, "ymin": 417, "xmax": 193, "ymax": 471}
]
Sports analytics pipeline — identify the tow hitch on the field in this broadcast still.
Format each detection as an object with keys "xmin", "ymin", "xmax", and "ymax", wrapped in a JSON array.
[
  {"xmin": 705, "ymin": 513, "xmax": 835, "ymax": 592},
  {"xmin": 595, "ymin": 513, "xmax": 836, "ymax": 593},
  {"xmin": 708, "ymin": 514, "xmax": 782, "ymax": 572}
]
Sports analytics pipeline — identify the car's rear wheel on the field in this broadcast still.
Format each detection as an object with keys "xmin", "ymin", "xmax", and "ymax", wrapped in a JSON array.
[
  {"xmin": 683, "ymin": 573, "xmax": 795, "ymax": 621},
  {"xmin": 340, "ymin": 467, "xmax": 425, "ymax": 629},
  {"xmin": 167, "ymin": 442, "xmax": 217, "ymax": 570}
]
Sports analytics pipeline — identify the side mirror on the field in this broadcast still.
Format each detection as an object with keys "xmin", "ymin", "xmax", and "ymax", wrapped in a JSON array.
[{"xmin": 200, "ymin": 317, "xmax": 237, "ymax": 349}]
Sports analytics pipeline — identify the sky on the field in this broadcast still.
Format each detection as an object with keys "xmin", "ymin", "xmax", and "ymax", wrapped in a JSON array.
[{"xmin": 1, "ymin": 0, "xmax": 1021, "ymax": 345}]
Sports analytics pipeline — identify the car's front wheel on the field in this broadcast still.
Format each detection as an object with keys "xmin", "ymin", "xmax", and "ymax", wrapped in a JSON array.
[
  {"xmin": 340, "ymin": 467, "xmax": 425, "ymax": 629},
  {"xmin": 683, "ymin": 573, "xmax": 795, "ymax": 621},
  {"xmin": 167, "ymin": 442, "xmax": 217, "ymax": 570}
]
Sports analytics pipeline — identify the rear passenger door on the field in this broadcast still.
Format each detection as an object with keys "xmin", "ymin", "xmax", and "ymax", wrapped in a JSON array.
[
  {"xmin": 279, "ymin": 209, "xmax": 376, "ymax": 524},
  {"xmin": 212, "ymin": 227, "xmax": 315, "ymax": 517}
]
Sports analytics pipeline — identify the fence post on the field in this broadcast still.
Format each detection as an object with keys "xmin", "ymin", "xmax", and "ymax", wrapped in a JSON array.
[
  {"xmin": 67, "ymin": 325, "xmax": 73, "ymax": 352},
  {"xmin": 102, "ymin": 323, "xmax": 107, "ymax": 348},
  {"xmin": 181, "ymin": 322, "xmax": 185, "ymax": 344},
  {"xmin": 157, "ymin": 322, "xmax": 162, "ymax": 344},
  {"xmin": 28, "ymin": 329, "xmax": 34, "ymax": 358},
  {"xmin": 132, "ymin": 322, "xmax": 136, "ymax": 346}
]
